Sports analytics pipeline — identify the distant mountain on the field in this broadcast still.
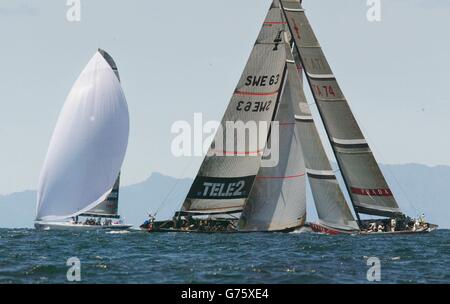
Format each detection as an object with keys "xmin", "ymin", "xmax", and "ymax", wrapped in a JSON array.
[
  {"xmin": 118, "ymin": 172, "xmax": 192, "ymax": 226},
  {"xmin": 0, "ymin": 173, "xmax": 192, "ymax": 228},
  {"xmin": 0, "ymin": 165, "xmax": 448, "ymax": 229}
]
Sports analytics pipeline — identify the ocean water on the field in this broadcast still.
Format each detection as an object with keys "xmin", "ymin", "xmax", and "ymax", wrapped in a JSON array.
[{"xmin": 0, "ymin": 228, "xmax": 449, "ymax": 284}]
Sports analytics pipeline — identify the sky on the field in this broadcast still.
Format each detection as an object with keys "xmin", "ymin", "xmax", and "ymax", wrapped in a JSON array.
[{"xmin": 1, "ymin": 0, "xmax": 450, "ymax": 195}]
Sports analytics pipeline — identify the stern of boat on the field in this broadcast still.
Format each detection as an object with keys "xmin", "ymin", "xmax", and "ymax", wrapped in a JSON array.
[
  {"xmin": 427, "ymin": 223, "xmax": 439, "ymax": 232},
  {"xmin": 306, "ymin": 222, "xmax": 358, "ymax": 235}
]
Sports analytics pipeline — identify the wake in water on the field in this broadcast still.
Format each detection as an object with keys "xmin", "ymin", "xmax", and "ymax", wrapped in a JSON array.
[
  {"xmin": 290, "ymin": 227, "xmax": 312, "ymax": 234},
  {"xmin": 107, "ymin": 230, "xmax": 130, "ymax": 234}
]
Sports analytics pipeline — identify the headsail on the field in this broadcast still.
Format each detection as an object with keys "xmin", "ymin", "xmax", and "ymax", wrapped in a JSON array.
[
  {"xmin": 36, "ymin": 51, "xmax": 130, "ymax": 221},
  {"xmin": 239, "ymin": 45, "xmax": 306, "ymax": 231},
  {"xmin": 181, "ymin": 1, "xmax": 287, "ymax": 214},
  {"xmin": 281, "ymin": 0, "xmax": 402, "ymax": 217}
]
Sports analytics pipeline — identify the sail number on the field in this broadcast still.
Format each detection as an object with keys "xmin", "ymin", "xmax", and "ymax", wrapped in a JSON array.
[
  {"xmin": 312, "ymin": 84, "xmax": 336, "ymax": 98},
  {"xmin": 237, "ymin": 100, "xmax": 272, "ymax": 112},
  {"xmin": 304, "ymin": 57, "xmax": 328, "ymax": 72},
  {"xmin": 245, "ymin": 74, "xmax": 280, "ymax": 87}
]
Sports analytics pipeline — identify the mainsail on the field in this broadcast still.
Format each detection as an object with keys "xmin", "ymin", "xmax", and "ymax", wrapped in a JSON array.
[
  {"xmin": 289, "ymin": 49, "xmax": 359, "ymax": 231},
  {"xmin": 36, "ymin": 50, "xmax": 129, "ymax": 221},
  {"xmin": 239, "ymin": 45, "xmax": 307, "ymax": 231},
  {"xmin": 281, "ymin": 0, "xmax": 402, "ymax": 218},
  {"xmin": 181, "ymin": 1, "xmax": 287, "ymax": 215},
  {"xmin": 82, "ymin": 174, "xmax": 121, "ymax": 218}
]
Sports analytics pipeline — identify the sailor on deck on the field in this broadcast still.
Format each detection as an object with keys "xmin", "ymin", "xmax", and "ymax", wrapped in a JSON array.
[
  {"xmin": 419, "ymin": 213, "xmax": 426, "ymax": 225},
  {"xmin": 147, "ymin": 214, "xmax": 155, "ymax": 230},
  {"xmin": 412, "ymin": 219, "xmax": 420, "ymax": 232},
  {"xmin": 390, "ymin": 218, "xmax": 396, "ymax": 232}
]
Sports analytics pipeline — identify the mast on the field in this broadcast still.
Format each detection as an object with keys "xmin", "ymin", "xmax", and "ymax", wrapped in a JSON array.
[{"xmin": 280, "ymin": 0, "xmax": 402, "ymax": 223}]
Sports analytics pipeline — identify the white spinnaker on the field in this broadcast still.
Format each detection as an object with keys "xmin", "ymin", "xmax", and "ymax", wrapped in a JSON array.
[
  {"xmin": 36, "ymin": 52, "xmax": 129, "ymax": 221},
  {"xmin": 81, "ymin": 49, "xmax": 122, "ymax": 218}
]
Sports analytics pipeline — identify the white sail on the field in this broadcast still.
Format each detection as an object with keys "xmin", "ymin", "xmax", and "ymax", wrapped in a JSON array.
[
  {"xmin": 36, "ymin": 51, "xmax": 130, "ymax": 221},
  {"xmin": 181, "ymin": 1, "xmax": 287, "ymax": 214},
  {"xmin": 239, "ymin": 54, "xmax": 307, "ymax": 231}
]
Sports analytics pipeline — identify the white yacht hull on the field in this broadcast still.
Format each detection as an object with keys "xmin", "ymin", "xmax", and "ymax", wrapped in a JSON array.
[{"xmin": 34, "ymin": 221, "xmax": 132, "ymax": 231}]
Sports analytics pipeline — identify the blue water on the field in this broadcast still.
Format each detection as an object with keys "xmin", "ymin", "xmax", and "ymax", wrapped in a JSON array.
[{"xmin": 0, "ymin": 228, "xmax": 449, "ymax": 284}]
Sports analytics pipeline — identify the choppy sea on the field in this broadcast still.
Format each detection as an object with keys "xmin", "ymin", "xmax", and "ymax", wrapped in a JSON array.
[{"xmin": 0, "ymin": 228, "xmax": 449, "ymax": 284}]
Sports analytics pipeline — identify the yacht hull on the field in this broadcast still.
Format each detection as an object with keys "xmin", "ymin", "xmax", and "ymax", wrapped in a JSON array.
[
  {"xmin": 306, "ymin": 222, "xmax": 438, "ymax": 235},
  {"xmin": 140, "ymin": 219, "xmax": 302, "ymax": 233},
  {"xmin": 306, "ymin": 222, "xmax": 358, "ymax": 235},
  {"xmin": 34, "ymin": 221, "xmax": 132, "ymax": 231}
]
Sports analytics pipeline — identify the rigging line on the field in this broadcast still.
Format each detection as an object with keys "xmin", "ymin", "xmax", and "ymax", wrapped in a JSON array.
[
  {"xmin": 352, "ymin": 115, "xmax": 419, "ymax": 215},
  {"xmin": 153, "ymin": 158, "xmax": 196, "ymax": 217},
  {"xmin": 354, "ymin": 111, "xmax": 419, "ymax": 215}
]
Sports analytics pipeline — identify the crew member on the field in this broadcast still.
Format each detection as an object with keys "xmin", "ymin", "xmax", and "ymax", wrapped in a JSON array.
[
  {"xmin": 419, "ymin": 213, "xmax": 426, "ymax": 225},
  {"xmin": 390, "ymin": 218, "xmax": 396, "ymax": 232}
]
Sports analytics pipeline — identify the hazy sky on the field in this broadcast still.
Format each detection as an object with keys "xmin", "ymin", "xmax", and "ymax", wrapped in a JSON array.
[{"xmin": 1, "ymin": 0, "xmax": 449, "ymax": 195}]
